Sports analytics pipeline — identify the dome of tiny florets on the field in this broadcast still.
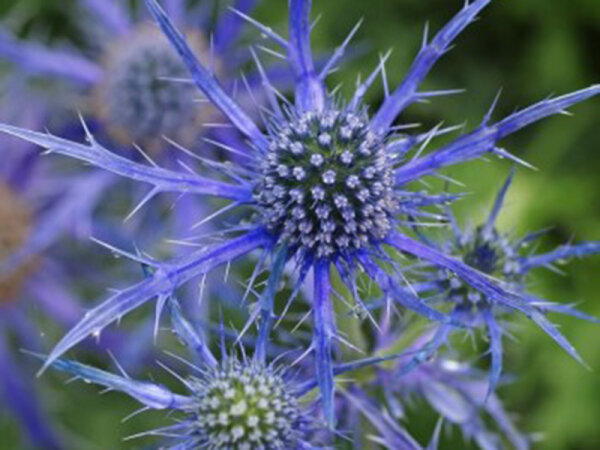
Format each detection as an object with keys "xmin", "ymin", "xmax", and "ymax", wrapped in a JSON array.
[
  {"xmin": 190, "ymin": 359, "xmax": 304, "ymax": 449},
  {"xmin": 440, "ymin": 226, "xmax": 523, "ymax": 307},
  {"xmin": 255, "ymin": 109, "xmax": 398, "ymax": 258},
  {"xmin": 96, "ymin": 25, "xmax": 213, "ymax": 148},
  {"xmin": 0, "ymin": 182, "xmax": 33, "ymax": 303}
]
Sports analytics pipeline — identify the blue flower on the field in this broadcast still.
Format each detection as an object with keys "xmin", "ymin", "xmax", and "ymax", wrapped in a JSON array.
[
  {"xmin": 40, "ymin": 295, "xmax": 413, "ymax": 449},
  {"xmin": 0, "ymin": 0, "xmax": 261, "ymax": 152},
  {"xmin": 397, "ymin": 171, "xmax": 600, "ymax": 396},
  {"xmin": 1, "ymin": 0, "xmax": 599, "ymax": 429}
]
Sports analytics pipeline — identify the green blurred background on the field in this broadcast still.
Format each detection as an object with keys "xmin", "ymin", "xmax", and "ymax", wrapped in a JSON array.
[{"xmin": 1, "ymin": 0, "xmax": 600, "ymax": 449}]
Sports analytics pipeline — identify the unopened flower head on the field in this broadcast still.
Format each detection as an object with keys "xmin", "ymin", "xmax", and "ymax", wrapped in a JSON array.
[
  {"xmin": 191, "ymin": 359, "xmax": 303, "ymax": 449},
  {"xmin": 256, "ymin": 109, "xmax": 396, "ymax": 258}
]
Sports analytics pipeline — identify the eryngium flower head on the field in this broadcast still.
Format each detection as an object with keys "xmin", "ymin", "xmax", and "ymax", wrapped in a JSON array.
[
  {"xmin": 95, "ymin": 24, "xmax": 211, "ymax": 145},
  {"xmin": 191, "ymin": 359, "xmax": 303, "ymax": 448},
  {"xmin": 256, "ymin": 109, "xmax": 396, "ymax": 257},
  {"xmin": 41, "ymin": 296, "xmax": 408, "ymax": 448},
  {"xmin": 0, "ymin": 0, "xmax": 245, "ymax": 150},
  {"xmin": 398, "ymin": 172, "xmax": 600, "ymax": 395},
  {"xmin": 2, "ymin": 0, "xmax": 599, "ymax": 428}
]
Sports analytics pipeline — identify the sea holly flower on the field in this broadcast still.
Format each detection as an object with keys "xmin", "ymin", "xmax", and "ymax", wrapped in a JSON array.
[
  {"xmin": 0, "ymin": 0, "xmax": 261, "ymax": 153},
  {"xmin": 39, "ymin": 295, "xmax": 417, "ymax": 449},
  {"xmin": 1, "ymin": 0, "xmax": 599, "ymax": 428},
  {"xmin": 397, "ymin": 172, "xmax": 600, "ymax": 395}
]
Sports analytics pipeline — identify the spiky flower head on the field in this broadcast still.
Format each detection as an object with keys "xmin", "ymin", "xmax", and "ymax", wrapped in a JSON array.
[
  {"xmin": 0, "ymin": 1, "xmax": 248, "ymax": 152},
  {"xmin": 95, "ymin": 25, "xmax": 212, "ymax": 147},
  {"xmin": 437, "ymin": 171, "xmax": 600, "ymax": 323},
  {"xmin": 40, "ymin": 296, "xmax": 413, "ymax": 448},
  {"xmin": 2, "ymin": 0, "xmax": 599, "ymax": 431},
  {"xmin": 256, "ymin": 109, "xmax": 396, "ymax": 258},
  {"xmin": 191, "ymin": 359, "xmax": 303, "ymax": 449},
  {"xmin": 395, "ymin": 173, "xmax": 600, "ymax": 397}
]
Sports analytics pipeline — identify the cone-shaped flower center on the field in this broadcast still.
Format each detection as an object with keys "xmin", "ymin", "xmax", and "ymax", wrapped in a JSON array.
[
  {"xmin": 192, "ymin": 360, "xmax": 303, "ymax": 449},
  {"xmin": 0, "ymin": 183, "xmax": 32, "ymax": 303},
  {"xmin": 97, "ymin": 25, "xmax": 213, "ymax": 148},
  {"xmin": 255, "ymin": 109, "xmax": 397, "ymax": 258}
]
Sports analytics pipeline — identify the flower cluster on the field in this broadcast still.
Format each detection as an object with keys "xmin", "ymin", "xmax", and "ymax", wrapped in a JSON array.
[{"xmin": 1, "ymin": 0, "xmax": 599, "ymax": 448}]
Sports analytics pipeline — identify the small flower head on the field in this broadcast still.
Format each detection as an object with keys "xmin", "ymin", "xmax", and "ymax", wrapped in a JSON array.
[
  {"xmin": 256, "ymin": 109, "xmax": 396, "ymax": 258},
  {"xmin": 96, "ymin": 25, "xmax": 211, "ymax": 147},
  {"xmin": 397, "ymin": 172, "xmax": 600, "ymax": 396},
  {"xmin": 0, "ymin": 181, "xmax": 33, "ymax": 302},
  {"xmin": 191, "ymin": 359, "xmax": 303, "ymax": 449},
  {"xmin": 440, "ymin": 225, "xmax": 523, "ymax": 309}
]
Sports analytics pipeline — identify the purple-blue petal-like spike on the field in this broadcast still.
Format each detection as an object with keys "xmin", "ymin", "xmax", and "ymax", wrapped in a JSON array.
[
  {"xmin": 288, "ymin": 0, "xmax": 326, "ymax": 112},
  {"xmin": 387, "ymin": 232, "xmax": 587, "ymax": 366},
  {"xmin": 485, "ymin": 395, "xmax": 530, "ymax": 450},
  {"xmin": 46, "ymin": 356, "xmax": 197, "ymax": 411},
  {"xmin": 371, "ymin": 0, "xmax": 491, "ymax": 132},
  {"xmin": 162, "ymin": 0, "xmax": 187, "ymax": 25},
  {"xmin": 396, "ymin": 323, "xmax": 452, "ymax": 377},
  {"xmin": 357, "ymin": 252, "xmax": 458, "ymax": 326},
  {"xmin": 395, "ymin": 85, "xmax": 600, "ymax": 185},
  {"xmin": 534, "ymin": 302, "xmax": 600, "ymax": 324},
  {"xmin": 312, "ymin": 259, "xmax": 336, "ymax": 429},
  {"xmin": 2, "ymin": 172, "xmax": 111, "ymax": 274},
  {"xmin": 484, "ymin": 168, "xmax": 515, "ymax": 235},
  {"xmin": 344, "ymin": 388, "xmax": 422, "ymax": 450},
  {"xmin": 320, "ymin": 19, "xmax": 364, "ymax": 82},
  {"xmin": 0, "ymin": 337, "xmax": 61, "ymax": 450},
  {"xmin": 520, "ymin": 242, "xmax": 600, "ymax": 272},
  {"xmin": 255, "ymin": 246, "xmax": 288, "ymax": 364},
  {"xmin": 168, "ymin": 296, "xmax": 217, "ymax": 367},
  {"xmin": 39, "ymin": 229, "xmax": 272, "ymax": 374},
  {"xmin": 0, "ymin": 123, "xmax": 252, "ymax": 202},
  {"xmin": 215, "ymin": 0, "xmax": 259, "ymax": 51},
  {"xmin": 0, "ymin": 30, "xmax": 102, "ymax": 85},
  {"xmin": 386, "ymin": 124, "xmax": 464, "ymax": 158},
  {"xmin": 426, "ymin": 419, "xmax": 443, "ymax": 450},
  {"xmin": 482, "ymin": 308, "xmax": 503, "ymax": 399},
  {"xmin": 81, "ymin": 0, "xmax": 131, "ymax": 34},
  {"xmin": 145, "ymin": 0, "xmax": 269, "ymax": 150}
]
